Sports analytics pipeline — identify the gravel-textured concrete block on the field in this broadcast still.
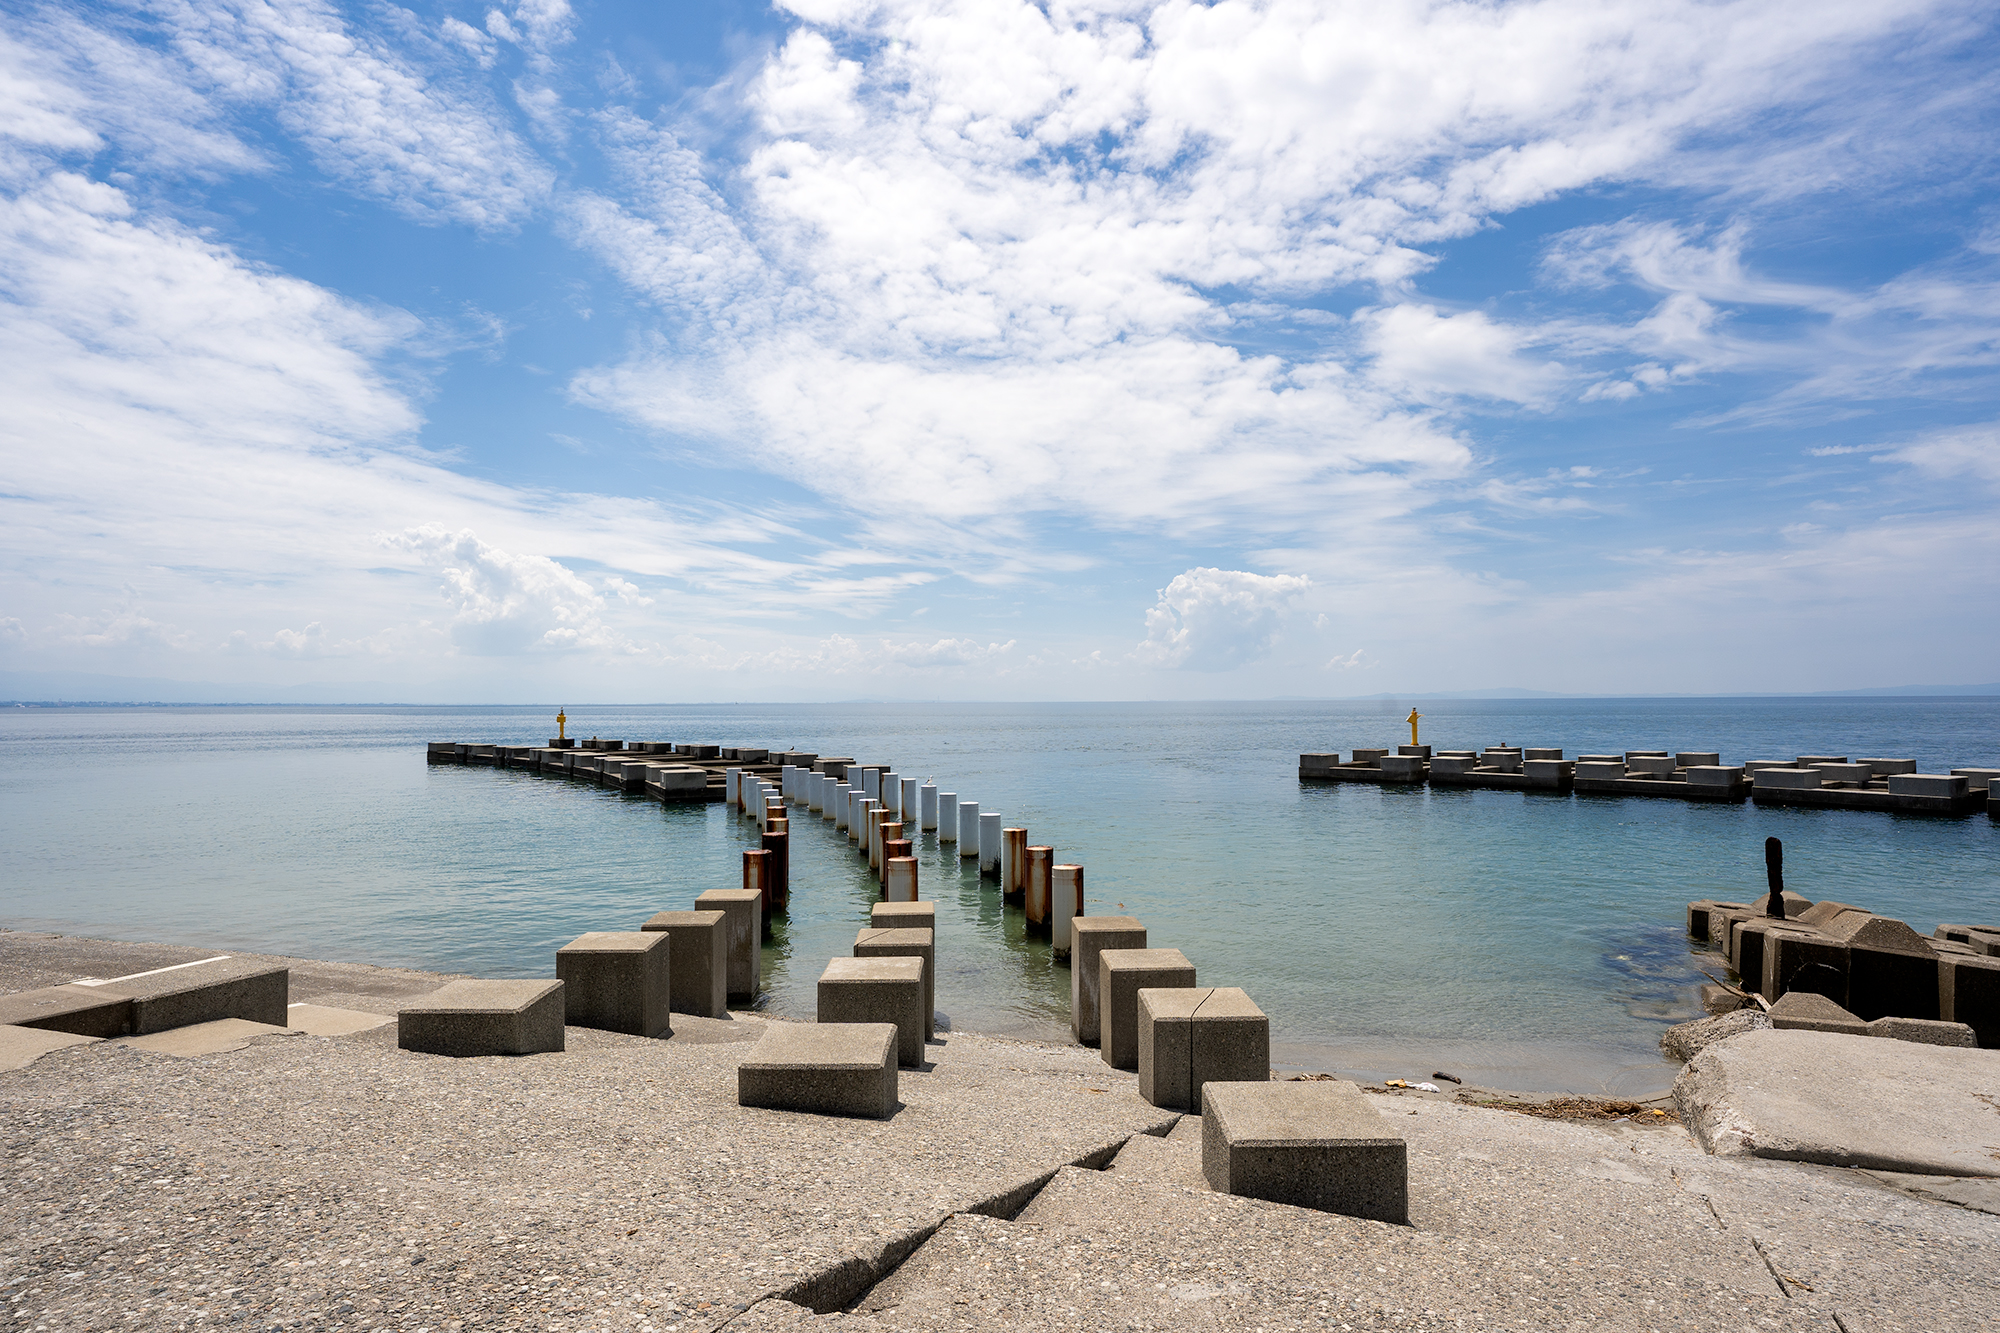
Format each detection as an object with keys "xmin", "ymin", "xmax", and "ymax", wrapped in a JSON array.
[
  {"xmin": 1201, "ymin": 1079, "xmax": 1408, "ymax": 1223},
  {"xmin": 695, "ymin": 888, "xmax": 763, "ymax": 1003},
  {"xmin": 1136, "ymin": 986, "xmax": 1269, "ymax": 1110},
  {"xmin": 854, "ymin": 928, "xmax": 934, "ymax": 1040},
  {"xmin": 0, "ymin": 984, "xmax": 135, "ymax": 1038},
  {"xmin": 1099, "ymin": 948, "xmax": 1195, "ymax": 1070},
  {"xmin": 639, "ymin": 910, "xmax": 729, "ymax": 1018},
  {"xmin": 1069, "ymin": 916, "xmax": 1144, "ymax": 1046},
  {"xmin": 817, "ymin": 957, "xmax": 926, "ymax": 1067},
  {"xmin": 736, "ymin": 1022, "xmax": 898, "ymax": 1120},
  {"xmin": 869, "ymin": 901, "xmax": 936, "ymax": 934},
  {"xmin": 555, "ymin": 932, "xmax": 671, "ymax": 1038},
  {"xmin": 398, "ymin": 980, "xmax": 566, "ymax": 1057},
  {"xmin": 1660, "ymin": 1008, "xmax": 1770, "ymax": 1063},
  {"xmin": 1867, "ymin": 1016, "xmax": 1977, "ymax": 1047},
  {"xmin": 96, "ymin": 958, "xmax": 290, "ymax": 1035}
]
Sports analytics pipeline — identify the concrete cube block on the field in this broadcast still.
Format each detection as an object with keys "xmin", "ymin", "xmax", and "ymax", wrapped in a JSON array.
[
  {"xmin": 398, "ymin": 980, "xmax": 565, "ymax": 1057},
  {"xmin": 1099, "ymin": 948, "xmax": 1196, "ymax": 1070},
  {"xmin": 1137, "ymin": 987, "xmax": 1269, "ymax": 1111},
  {"xmin": 1768, "ymin": 990, "xmax": 1869, "ymax": 1036},
  {"xmin": 1811, "ymin": 762, "xmax": 1872, "ymax": 787},
  {"xmin": 1377, "ymin": 754, "xmax": 1424, "ymax": 780},
  {"xmin": 1574, "ymin": 761, "xmax": 1625, "ymax": 780},
  {"xmin": 818, "ymin": 957, "xmax": 926, "ymax": 1067},
  {"xmin": 1887, "ymin": 774, "xmax": 1968, "ymax": 799},
  {"xmin": 1939, "ymin": 955, "xmax": 2000, "ymax": 1047},
  {"xmin": 1685, "ymin": 765, "xmax": 1743, "ymax": 786},
  {"xmin": 1794, "ymin": 755, "xmax": 1846, "ymax": 766},
  {"xmin": 1523, "ymin": 759, "xmax": 1572, "ymax": 788},
  {"xmin": 640, "ymin": 908, "xmax": 728, "ymax": 1012},
  {"xmin": 1395, "ymin": 745, "xmax": 1431, "ymax": 758},
  {"xmin": 555, "ymin": 932, "xmax": 671, "ymax": 1038},
  {"xmin": 871, "ymin": 901, "xmax": 936, "ymax": 934},
  {"xmin": 1626, "ymin": 756, "xmax": 1677, "ymax": 777},
  {"xmin": 1429, "ymin": 756, "xmax": 1480, "ymax": 776},
  {"xmin": 1861, "ymin": 758, "xmax": 1919, "ymax": 776},
  {"xmin": 855, "ymin": 927, "xmax": 935, "ymax": 1040},
  {"xmin": 1522, "ymin": 748, "xmax": 1563, "ymax": 760},
  {"xmin": 1624, "ymin": 750, "xmax": 1668, "ymax": 759},
  {"xmin": 737, "ymin": 1022, "xmax": 897, "ymax": 1119},
  {"xmin": 100, "ymin": 958, "xmax": 290, "ymax": 1035},
  {"xmin": 1070, "ymin": 916, "xmax": 1145, "ymax": 1045},
  {"xmin": 1350, "ymin": 749, "xmax": 1388, "ymax": 765},
  {"xmin": 1753, "ymin": 767, "xmax": 1821, "ymax": 789},
  {"xmin": 1675, "ymin": 752, "xmax": 1721, "ymax": 767},
  {"xmin": 1201, "ymin": 1080, "xmax": 1407, "ymax": 1223},
  {"xmin": 695, "ymin": 888, "xmax": 763, "ymax": 1003},
  {"xmin": 1948, "ymin": 767, "xmax": 2000, "ymax": 791},
  {"xmin": 1867, "ymin": 1016, "xmax": 1977, "ymax": 1047},
  {"xmin": 1740, "ymin": 760, "xmax": 1794, "ymax": 773}
]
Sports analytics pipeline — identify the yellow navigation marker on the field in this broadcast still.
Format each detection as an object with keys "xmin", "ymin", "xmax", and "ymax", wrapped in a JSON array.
[
  {"xmin": 557, "ymin": 708, "xmax": 567, "ymax": 741},
  {"xmin": 1406, "ymin": 708, "xmax": 1421, "ymax": 746}
]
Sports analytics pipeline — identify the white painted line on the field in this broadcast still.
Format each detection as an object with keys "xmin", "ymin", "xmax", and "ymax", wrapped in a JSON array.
[{"xmin": 71, "ymin": 956, "xmax": 233, "ymax": 987}]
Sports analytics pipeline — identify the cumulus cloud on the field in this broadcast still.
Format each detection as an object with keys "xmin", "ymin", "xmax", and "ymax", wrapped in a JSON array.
[
  {"xmin": 387, "ymin": 526, "xmax": 626, "ymax": 656},
  {"xmin": 1138, "ymin": 567, "xmax": 1313, "ymax": 670}
]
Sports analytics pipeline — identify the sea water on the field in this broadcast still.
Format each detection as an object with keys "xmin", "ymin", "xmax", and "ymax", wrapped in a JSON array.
[{"xmin": 2, "ymin": 698, "xmax": 1995, "ymax": 1095}]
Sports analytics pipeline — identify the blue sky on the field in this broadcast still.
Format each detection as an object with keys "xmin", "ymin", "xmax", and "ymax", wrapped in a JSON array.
[{"xmin": 3, "ymin": 0, "xmax": 1997, "ymax": 702}]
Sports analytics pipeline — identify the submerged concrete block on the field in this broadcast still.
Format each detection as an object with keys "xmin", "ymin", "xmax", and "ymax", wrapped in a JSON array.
[
  {"xmin": 737, "ymin": 1022, "xmax": 897, "ymax": 1120},
  {"xmin": 639, "ymin": 910, "xmax": 728, "ymax": 1018},
  {"xmin": 1099, "ymin": 948, "xmax": 1196, "ymax": 1070},
  {"xmin": 1867, "ymin": 1016, "xmax": 1977, "ymax": 1047},
  {"xmin": 555, "ymin": 931, "xmax": 671, "ymax": 1038},
  {"xmin": 818, "ymin": 957, "xmax": 926, "ymax": 1067},
  {"xmin": 398, "ymin": 980, "xmax": 565, "ymax": 1057},
  {"xmin": 1070, "ymin": 916, "xmax": 1145, "ymax": 1046},
  {"xmin": 854, "ymin": 927, "xmax": 935, "ymax": 1040},
  {"xmin": 1201, "ymin": 1079, "xmax": 1408, "ymax": 1223},
  {"xmin": 695, "ymin": 888, "xmax": 764, "ymax": 1003},
  {"xmin": 1136, "ymin": 986, "xmax": 1269, "ymax": 1111}
]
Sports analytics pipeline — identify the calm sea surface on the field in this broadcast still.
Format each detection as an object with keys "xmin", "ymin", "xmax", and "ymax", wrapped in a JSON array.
[{"xmin": 3, "ymin": 699, "xmax": 1995, "ymax": 1094}]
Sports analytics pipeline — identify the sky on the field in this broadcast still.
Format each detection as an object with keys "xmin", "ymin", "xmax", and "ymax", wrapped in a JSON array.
[{"xmin": 2, "ymin": 0, "xmax": 1998, "ymax": 703}]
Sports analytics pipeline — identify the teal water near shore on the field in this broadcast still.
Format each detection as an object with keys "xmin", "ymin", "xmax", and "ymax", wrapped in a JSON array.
[{"xmin": 3, "ymin": 699, "xmax": 1996, "ymax": 1094}]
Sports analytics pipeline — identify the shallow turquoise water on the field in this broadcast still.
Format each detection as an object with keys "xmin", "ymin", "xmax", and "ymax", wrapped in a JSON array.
[{"xmin": 2, "ymin": 699, "xmax": 1995, "ymax": 1094}]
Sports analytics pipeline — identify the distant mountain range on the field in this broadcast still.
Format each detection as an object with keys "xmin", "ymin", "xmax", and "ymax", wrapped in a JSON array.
[{"xmin": 6, "ymin": 670, "xmax": 2000, "ymax": 706}]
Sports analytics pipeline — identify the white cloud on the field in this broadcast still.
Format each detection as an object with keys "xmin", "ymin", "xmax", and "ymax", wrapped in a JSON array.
[
  {"xmin": 1360, "ymin": 304, "xmax": 1568, "ymax": 406},
  {"xmin": 1138, "ymin": 567, "xmax": 1313, "ymax": 670},
  {"xmin": 1873, "ymin": 423, "xmax": 2000, "ymax": 485},
  {"xmin": 387, "ymin": 526, "xmax": 626, "ymax": 656}
]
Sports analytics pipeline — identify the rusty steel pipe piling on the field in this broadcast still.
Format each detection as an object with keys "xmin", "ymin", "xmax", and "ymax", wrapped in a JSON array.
[
  {"xmin": 1002, "ymin": 827, "xmax": 1028, "ymax": 902},
  {"xmin": 743, "ymin": 848, "xmax": 773, "ymax": 925},
  {"xmin": 1024, "ymin": 846, "xmax": 1053, "ymax": 933}
]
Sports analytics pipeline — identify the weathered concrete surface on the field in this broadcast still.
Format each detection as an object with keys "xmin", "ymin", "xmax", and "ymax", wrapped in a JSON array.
[
  {"xmin": 0, "ymin": 1023, "xmax": 97, "ymax": 1072},
  {"xmin": 284, "ymin": 1002, "xmax": 394, "ymax": 1036},
  {"xmin": 843, "ymin": 1094, "xmax": 2000, "ymax": 1332},
  {"xmin": 115, "ymin": 1016, "xmax": 299, "ymax": 1057},
  {"xmin": 1676, "ymin": 1028, "xmax": 2000, "ymax": 1176},
  {"xmin": 0, "ymin": 934, "xmax": 1182, "ymax": 1333},
  {"xmin": 1660, "ymin": 1007, "xmax": 1769, "ymax": 1063},
  {"xmin": 738, "ymin": 1022, "xmax": 899, "ymax": 1120}
]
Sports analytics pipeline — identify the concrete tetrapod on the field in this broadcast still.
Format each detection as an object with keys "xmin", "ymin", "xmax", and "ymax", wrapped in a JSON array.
[
  {"xmin": 736, "ymin": 1021, "xmax": 898, "ymax": 1120},
  {"xmin": 398, "ymin": 979, "xmax": 565, "ymax": 1057},
  {"xmin": 638, "ymin": 910, "xmax": 728, "ymax": 1018},
  {"xmin": 1201, "ymin": 1079, "xmax": 1409, "ymax": 1224},
  {"xmin": 554, "ymin": 932, "xmax": 672, "ymax": 1038}
]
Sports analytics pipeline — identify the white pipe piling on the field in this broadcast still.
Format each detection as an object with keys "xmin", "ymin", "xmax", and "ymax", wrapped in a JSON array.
[
  {"xmin": 938, "ymin": 792, "xmax": 957, "ymax": 841},
  {"xmin": 978, "ymin": 812, "xmax": 1001, "ymax": 876},
  {"xmin": 959, "ymin": 802, "xmax": 979, "ymax": 856}
]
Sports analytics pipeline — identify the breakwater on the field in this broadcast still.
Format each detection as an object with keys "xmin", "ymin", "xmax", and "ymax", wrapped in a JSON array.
[{"xmin": 1302, "ymin": 744, "xmax": 2000, "ymax": 816}]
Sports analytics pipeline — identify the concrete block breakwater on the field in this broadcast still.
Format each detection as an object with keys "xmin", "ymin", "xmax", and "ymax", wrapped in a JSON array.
[{"xmin": 1301, "ymin": 744, "xmax": 2000, "ymax": 817}]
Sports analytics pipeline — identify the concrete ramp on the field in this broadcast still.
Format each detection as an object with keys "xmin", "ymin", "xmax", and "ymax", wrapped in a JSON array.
[{"xmin": 1676, "ymin": 1028, "xmax": 2000, "ymax": 1177}]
